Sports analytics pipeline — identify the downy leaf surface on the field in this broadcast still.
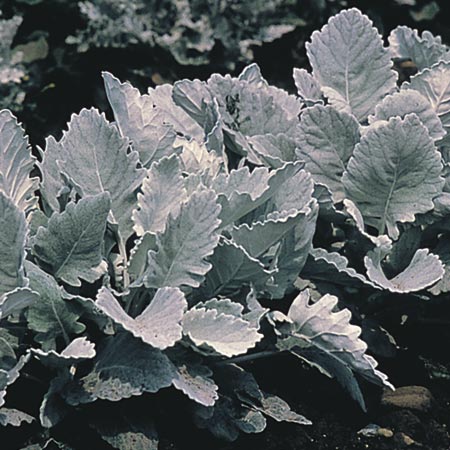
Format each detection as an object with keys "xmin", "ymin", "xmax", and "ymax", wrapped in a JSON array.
[
  {"xmin": 368, "ymin": 90, "xmax": 445, "ymax": 141},
  {"xmin": 132, "ymin": 154, "xmax": 187, "ymax": 236},
  {"xmin": 297, "ymin": 105, "xmax": 360, "ymax": 202},
  {"xmin": 56, "ymin": 108, "xmax": 145, "ymax": 240},
  {"xmin": 403, "ymin": 61, "xmax": 450, "ymax": 143},
  {"xmin": 182, "ymin": 306, "xmax": 263, "ymax": 357},
  {"xmin": 26, "ymin": 262, "xmax": 85, "ymax": 350},
  {"xmin": 365, "ymin": 248, "xmax": 444, "ymax": 293},
  {"xmin": 0, "ymin": 193, "xmax": 27, "ymax": 296},
  {"xmin": 276, "ymin": 290, "xmax": 392, "ymax": 410},
  {"xmin": 95, "ymin": 287, "xmax": 187, "ymax": 349},
  {"xmin": 63, "ymin": 334, "xmax": 176, "ymax": 405},
  {"xmin": 144, "ymin": 189, "xmax": 221, "ymax": 289},
  {"xmin": 388, "ymin": 26, "xmax": 450, "ymax": 71},
  {"xmin": 306, "ymin": 8, "xmax": 397, "ymax": 121},
  {"xmin": 32, "ymin": 194, "xmax": 110, "ymax": 286},
  {"xmin": 102, "ymin": 71, "xmax": 177, "ymax": 168},
  {"xmin": 0, "ymin": 110, "xmax": 38, "ymax": 213},
  {"xmin": 343, "ymin": 114, "xmax": 444, "ymax": 238},
  {"xmin": 293, "ymin": 68, "xmax": 323, "ymax": 104}
]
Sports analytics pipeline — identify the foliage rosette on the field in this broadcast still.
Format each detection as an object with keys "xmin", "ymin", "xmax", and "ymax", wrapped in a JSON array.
[{"xmin": 3, "ymin": 6, "xmax": 450, "ymax": 449}]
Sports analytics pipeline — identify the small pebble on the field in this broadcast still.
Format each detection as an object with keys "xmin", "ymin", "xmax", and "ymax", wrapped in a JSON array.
[{"xmin": 381, "ymin": 386, "xmax": 434, "ymax": 412}]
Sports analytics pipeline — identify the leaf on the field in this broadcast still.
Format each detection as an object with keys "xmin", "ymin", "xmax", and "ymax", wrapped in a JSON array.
[
  {"xmin": 144, "ymin": 189, "xmax": 221, "ymax": 289},
  {"xmin": 266, "ymin": 202, "xmax": 319, "ymax": 299},
  {"xmin": 102, "ymin": 72, "xmax": 177, "ymax": 168},
  {"xmin": 389, "ymin": 26, "xmax": 450, "ymax": 71},
  {"xmin": 213, "ymin": 162, "xmax": 305, "ymax": 226},
  {"xmin": 40, "ymin": 372, "xmax": 71, "ymax": 428},
  {"xmin": 0, "ymin": 353, "xmax": 30, "ymax": 408},
  {"xmin": 63, "ymin": 334, "xmax": 176, "ymax": 405},
  {"xmin": 128, "ymin": 233, "xmax": 157, "ymax": 283},
  {"xmin": 26, "ymin": 262, "xmax": 85, "ymax": 351},
  {"xmin": 278, "ymin": 290, "xmax": 393, "ymax": 410},
  {"xmin": 293, "ymin": 68, "xmax": 323, "ymax": 103},
  {"xmin": 0, "ymin": 408, "xmax": 34, "ymax": 427},
  {"xmin": 132, "ymin": 155, "xmax": 187, "ymax": 236},
  {"xmin": 0, "ymin": 110, "xmax": 38, "ymax": 213},
  {"xmin": 343, "ymin": 115, "xmax": 444, "ymax": 239},
  {"xmin": 254, "ymin": 394, "xmax": 311, "ymax": 425},
  {"xmin": 198, "ymin": 240, "xmax": 273, "ymax": 298},
  {"xmin": 230, "ymin": 210, "xmax": 303, "ymax": 260},
  {"xmin": 306, "ymin": 8, "xmax": 397, "ymax": 121},
  {"xmin": 404, "ymin": 61, "xmax": 450, "ymax": 143},
  {"xmin": 91, "ymin": 412, "xmax": 158, "ymax": 450},
  {"xmin": 146, "ymin": 84, "xmax": 204, "ymax": 140},
  {"xmin": 247, "ymin": 133, "xmax": 297, "ymax": 168},
  {"xmin": 33, "ymin": 337, "xmax": 96, "ymax": 368},
  {"xmin": 429, "ymin": 238, "xmax": 450, "ymax": 295},
  {"xmin": 0, "ymin": 193, "xmax": 27, "ymax": 296},
  {"xmin": 365, "ymin": 248, "xmax": 444, "ymax": 293},
  {"xmin": 368, "ymin": 90, "xmax": 446, "ymax": 141},
  {"xmin": 297, "ymin": 105, "xmax": 360, "ymax": 202},
  {"xmin": 182, "ymin": 307, "xmax": 263, "ymax": 357},
  {"xmin": 32, "ymin": 194, "xmax": 110, "ymax": 286},
  {"xmin": 302, "ymin": 248, "xmax": 376, "ymax": 288},
  {"xmin": 193, "ymin": 396, "xmax": 266, "ymax": 442},
  {"xmin": 57, "ymin": 108, "xmax": 145, "ymax": 240},
  {"xmin": 36, "ymin": 137, "xmax": 65, "ymax": 214},
  {"xmin": 170, "ymin": 352, "xmax": 218, "ymax": 407},
  {"xmin": 95, "ymin": 287, "xmax": 187, "ymax": 349}
]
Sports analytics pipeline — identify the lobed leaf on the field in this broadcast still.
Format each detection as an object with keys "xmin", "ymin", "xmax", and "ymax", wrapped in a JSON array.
[
  {"xmin": 306, "ymin": 8, "xmax": 397, "ymax": 121},
  {"xmin": 32, "ymin": 194, "xmax": 110, "ymax": 286},
  {"xmin": 343, "ymin": 115, "xmax": 444, "ymax": 239},
  {"xmin": 0, "ymin": 110, "xmax": 38, "ymax": 213},
  {"xmin": 96, "ymin": 287, "xmax": 187, "ymax": 350},
  {"xmin": 144, "ymin": 189, "xmax": 221, "ymax": 289}
]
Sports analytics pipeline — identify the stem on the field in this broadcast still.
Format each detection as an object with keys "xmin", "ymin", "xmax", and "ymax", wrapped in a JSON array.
[
  {"xmin": 117, "ymin": 233, "xmax": 130, "ymax": 291},
  {"xmin": 215, "ymin": 350, "xmax": 281, "ymax": 366}
]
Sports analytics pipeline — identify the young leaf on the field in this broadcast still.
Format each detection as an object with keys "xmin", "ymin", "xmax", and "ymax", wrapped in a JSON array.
[
  {"xmin": 0, "ymin": 193, "xmax": 27, "ymax": 296},
  {"xmin": 182, "ymin": 307, "xmax": 263, "ymax": 357},
  {"xmin": 102, "ymin": 72, "xmax": 177, "ymax": 168},
  {"xmin": 95, "ymin": 287, "xmax": 187, "ymax": 350},
  {"xmin": 306, "ymin": 8, "xmax": 397, "ymax": 121},
  {"xmin": 303, "ymin": 248, "xmax": 378, "ymax": 288},
  {"xmin": 198, "ymin": 240, "xmax": 273, "ymax": 298},
  {"xmin": 368, "ymin": 90, "xmax": 445, "ymax": 141},
  {"xmin": 343, "ymin": 115, "xmax": 444, "ymax": 239},
  {"xmin": 293, "ymin": 68, "xmax": 323, "ymax": 103},
  {"xmin": 0, "ymin": 408, "xmax": 34, "ymax": 427},
  {"xmin": 297, "ymin": 105, "xmax": 360, "ymax": 202},
  {"xmin": 32, "ymin": 194, "xmax": 110, "ymax": 286},
  {"xmin": 26, "ymin": 262, "xmax": 85, "ymax": 351},
  {"xmin": 56, "ymin": 108, "xmax": 145, "ymax": 240},
  {"xmin": 170, "ymin": 352, "xmax": 219, "ymax": 407},
  {"xmin": 132, "ymin": 155, "xmax": 187, "ymax": 236},
  {"xmin": 37, "ymin": 136, "xmax": 65, "ymax": 214},
  {"xmin": 365, "ymin": 248, "xmax": 444, "ymax": 293},
  {"xmin": 63, "ymin": 334, "xmax": 176, "ymax": 405},
  {"xmin": 144, "ymin": 189, "xmax": 221, "ymax": 289},
  {"xmin": 267, "ymin": 202, "xmax": 319, "ymax": 299},
  {"xmin": 0, "ymin": 110, "xmax": 38, "ymax": 213},
  {"xmin": 388, "ymin": 26, "xmax": 450, "ymax": 71},
  {"xmin": 32, "ymin": 337, "xmax": 96, "ymax": 368},
  {"xmin": 277, "ymin": 290, "xmax": 392, "ymax": 410},
  {"xmin": 404, "ymin": 61, "xmax": 450, "ymax": 142}
]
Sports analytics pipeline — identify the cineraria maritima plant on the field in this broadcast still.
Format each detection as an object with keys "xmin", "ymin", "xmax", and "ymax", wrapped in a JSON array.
[{"xmin": 1, "ymin": 7, "xmax": 450, "ymax": 448}]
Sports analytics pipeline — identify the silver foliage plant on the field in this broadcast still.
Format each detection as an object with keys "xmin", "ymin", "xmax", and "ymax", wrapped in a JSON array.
[
  {"xmin": 67, "ymin": 0, "xmax": 329, "ymax": 67},
  {"xmin": 1, "ymin": 7, "xmax": 450, "ymax": 447}
]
